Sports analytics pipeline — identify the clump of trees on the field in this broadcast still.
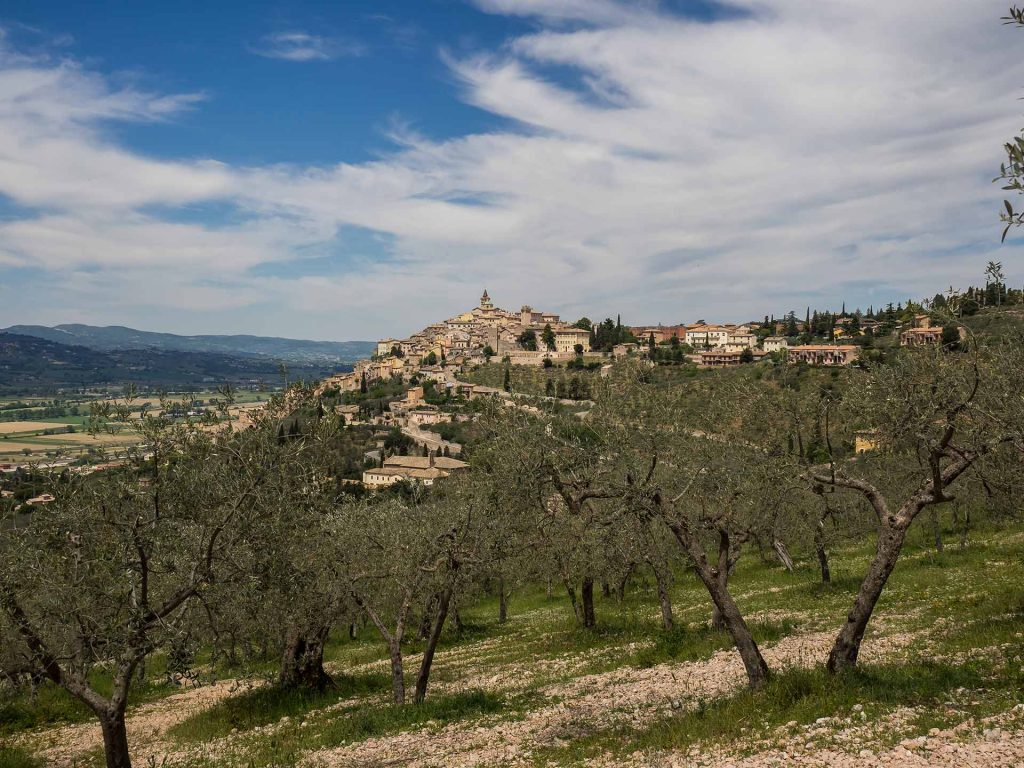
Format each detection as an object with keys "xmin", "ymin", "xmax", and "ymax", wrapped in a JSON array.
[
  {"xmin": 590, "ymin": 316, "xmax": 637, "ymax": 352},
  {"xmin": 0, "ymin": 404, "xmax": 288, "ymax": 768}
]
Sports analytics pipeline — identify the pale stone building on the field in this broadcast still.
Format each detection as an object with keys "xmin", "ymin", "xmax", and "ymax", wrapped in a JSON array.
[
  {"xmin": 554, "ymin": 328, "xmax": 592, "ymax": 354},
  {"xmin": 786, "ymin": 345, "xmax": 860, "ymax": 366},
  {"xmin": 362, "ymin": 453, "xmax": 469, "ymax": 489}
]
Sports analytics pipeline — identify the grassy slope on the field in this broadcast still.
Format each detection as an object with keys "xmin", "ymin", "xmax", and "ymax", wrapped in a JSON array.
[{"xmin": 8, "ymin": 515, "xmax": 1023, "ymax": 767}]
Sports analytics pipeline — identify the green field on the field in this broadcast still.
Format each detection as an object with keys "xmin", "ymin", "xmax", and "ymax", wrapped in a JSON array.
[{"xmin": 0, "ymin": 391, "xmax": 269, "ymax": 462}]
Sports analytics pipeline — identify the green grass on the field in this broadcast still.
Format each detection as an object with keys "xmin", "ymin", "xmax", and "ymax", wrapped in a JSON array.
[
  {"xmin": 0, "ymin": 681, "xmax": 93, "ymax": 735},
  {"xmin": 631, "ymin": 620, "xmax": 796, "ymax": 669},
  {"xmin": 169, "ymin": 672, "xmax": 391, "ymax": 743},
  {"xmin": 184, "ymin": 688, "xmax": 531, "ymax": 768},
  {"xmin": 0, "ymin": 661, "xmax": 188, "ymax": 736},
  {"xmin": 0, "ymin": 745, "xmax": 44, "ymax": 768},
  {"xmin": 533, "ymin": 659, "xmax": 1024, "ymax": 765},
  {"xmin": 318, "ymin": 688, "xmax": 513, "ymax": 745}
]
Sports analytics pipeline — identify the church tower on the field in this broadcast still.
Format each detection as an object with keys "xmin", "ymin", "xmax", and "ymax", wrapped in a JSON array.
[{"xmin": 480, "ymin": 289, "xmax": 493, "ymax": 310}]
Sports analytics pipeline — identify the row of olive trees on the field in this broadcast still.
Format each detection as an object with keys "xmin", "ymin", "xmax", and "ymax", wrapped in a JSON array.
[
  {"xmin": 0, "ymin": 391, "xmax": 492, "ymax": 768},
  {"xmin": 468, "ymin": 326, "xmax": 1023, "ymax": 689}
]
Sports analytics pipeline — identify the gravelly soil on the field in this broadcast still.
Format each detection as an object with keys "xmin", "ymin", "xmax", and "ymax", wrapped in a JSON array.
[{"xmin": 15, "ymin": 611, "xmax": 1023, "ymax": 768}]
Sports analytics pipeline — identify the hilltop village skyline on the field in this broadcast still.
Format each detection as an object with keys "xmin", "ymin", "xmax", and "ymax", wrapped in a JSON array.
[{"xmin": 310, "ymin": 286, "xmax": 980, "ymax": 398}]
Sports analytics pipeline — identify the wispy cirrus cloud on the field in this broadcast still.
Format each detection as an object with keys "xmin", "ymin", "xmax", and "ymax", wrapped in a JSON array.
[
  {"xmin": 249, "ymin": 31, "xmax": 366, "ymax": 62},
  {"xmin": 0, "ymin": 3, "xmax": 1022, "ymax": 340}
]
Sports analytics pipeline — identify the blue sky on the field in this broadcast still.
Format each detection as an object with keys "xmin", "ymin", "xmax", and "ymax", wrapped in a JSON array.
[
  {"xmin": 0, "ymin": 1, "xmax": 525, "ymax": 163},
  {"xmin": 0, "ymin": 1, "xmax": 1020, "ymax": 340}
]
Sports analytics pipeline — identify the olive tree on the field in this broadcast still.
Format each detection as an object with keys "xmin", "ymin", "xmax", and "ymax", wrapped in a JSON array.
[
  {"xmin": 592, "ymin": 362, "xmax": 791, "ymax": 689},
  {"xmin": 0, "ymin": 411, "xmax": 284, "ymax": 768},
  {"xmin": 212, "ymin": 390, "xmax": 352, "ymax": 692},
  {"xmin": 806, "ymin": 335, "xmax": 1022, "ymax": 672},
  {"xmin": 471, "ymin": 403, "xmax": 622, "ymax": 629},
  {"xmin": 334, "ymin": 484, "xmax": 484, "ymax": 705}
]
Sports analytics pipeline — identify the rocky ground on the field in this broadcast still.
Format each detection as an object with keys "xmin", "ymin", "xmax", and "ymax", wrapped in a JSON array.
[{"xmin": 10, "ymin": 534, "xmax": 1024, "ymax": 767}]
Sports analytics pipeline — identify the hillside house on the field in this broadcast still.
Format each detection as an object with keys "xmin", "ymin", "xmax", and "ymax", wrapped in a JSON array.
[
  {"xmin": 786, "ymin": 344, "xmax": 861, "ymax": 366},
  {"xmin": 362, "ymin": 453, "xmax": 469, "ymax": 489}
]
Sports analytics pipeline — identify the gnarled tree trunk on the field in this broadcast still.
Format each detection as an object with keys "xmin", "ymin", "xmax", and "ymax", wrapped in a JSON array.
[
  {"xmin": 931, "ymin": 508, "xmax": 944, "ymax": 553},
  {"xmin": 352, "ymin": 592, "xmax": 409, "ymax": 704},
  {"xmin": 815, "ymin": 502, "xmax": 832, "ymax": 584},
  {"xmin": 652, "ymin": 563, "xmax": 674, "ymax": 630},
  {"xmin": 419, "ymin": 593, "xmax": 439, "ymax": 640},
  {"xmin": 827, "ymin": 520, "xmax": 907, "ymax": 672},
  {"xmin": 815, "ymin": 530, "xmax": 831, "ymax": 584},
  {"xmin": 278, "ymin": 625, "xmax": 331, "ymax": 691},
  {"xmin": 816, "ymin": 449, "xmax": 976, "ymax": 673},
  {"xmin": 562, "ymin": 577, "xmax": 582, "ymax": 623},
  {"xmin": 616, "ymin": 562, "xmax": 636, "ymax": 602},
  {"xmin": 414, "ymin": 582, "xmax": 454, "ymax": 704},
  {"xmin": 498, "ymin": 577, "xmax": 508, "ymax": 624},
  {"xmin": 658, "ymin": 506, "xmax": 770, "ymax": 689},
  {"xmin": 695, "ymin": 559, "xmax": 769, "ymax": 688},
  {"xmin": 773, "ymin": 539, "xmax": 794, "ymax": 572},
  {"xmin": 387, "ymin": 639, "xmax": 405, "ymax": 704}
]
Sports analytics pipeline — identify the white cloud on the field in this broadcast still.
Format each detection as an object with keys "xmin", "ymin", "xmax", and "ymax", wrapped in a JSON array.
[
  {"xmin": 250, "ymin": 31, "xmax": 366, "ymax": 62},
  {"xmin": 0, "ymin": 3, "xmax": 1022, "ymax": 340},
  {"xmin": 468, "ymin": 0, "xmax": 656, "ymax": 26}
]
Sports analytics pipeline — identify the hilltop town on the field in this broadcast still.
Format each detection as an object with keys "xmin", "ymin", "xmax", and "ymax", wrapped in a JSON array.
[
  {"xmin": 293, "ymin": 289, "xmax": 980, "ymax": 491},
  {"xmin": 321, "ymin": 289, "xmax": 957, "ymax": 396}
]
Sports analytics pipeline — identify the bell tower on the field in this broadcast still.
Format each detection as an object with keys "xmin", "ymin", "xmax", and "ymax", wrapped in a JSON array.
[{"xmin": 480, "ymin": 289, "xmax": 493, "ymax": 310}]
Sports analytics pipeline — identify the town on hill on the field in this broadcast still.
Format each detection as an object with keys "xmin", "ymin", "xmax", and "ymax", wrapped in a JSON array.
[{"xmin": 320, "ymin": 288, "xmax": 974, "ymax": 397}]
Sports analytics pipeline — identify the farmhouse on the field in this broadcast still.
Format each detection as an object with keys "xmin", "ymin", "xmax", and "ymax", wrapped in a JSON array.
[
  {"xmin": 362, "ymin": 453, "xmax": 469, "ymax": 489},
  {"xmin": 786, "ymin": 344, "xmax": 861, "ymax": 366}
]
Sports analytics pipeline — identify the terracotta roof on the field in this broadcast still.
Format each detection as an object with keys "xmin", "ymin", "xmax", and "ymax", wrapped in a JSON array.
[{"xmin": 383, "ymin": 455, "xmax": 468, "ymax": 470}]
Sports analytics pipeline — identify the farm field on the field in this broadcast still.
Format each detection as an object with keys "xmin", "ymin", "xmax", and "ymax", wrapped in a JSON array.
[
  {"xmin": 0, "ymin": 434, "xmax": 140, "ymax": 462},
  {"xmin": 5, "ymin": 523, "xmax": 1024, "ymax": 768},
  {"xmin": 0, "ymin": 422, "xmax": 72, "ymax": 434},
  {"xmin": 0, "ymin": 392, "xmax": 270, "ymax": 463}
]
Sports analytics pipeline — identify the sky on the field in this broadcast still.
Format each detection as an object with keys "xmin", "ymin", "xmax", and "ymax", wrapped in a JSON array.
[{"xmin": 0, "ymin": 0, "xmax": 1021, "ymax": 341}]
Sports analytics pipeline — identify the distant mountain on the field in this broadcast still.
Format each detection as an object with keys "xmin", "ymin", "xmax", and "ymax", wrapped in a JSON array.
[
  {"xmin": 2, "ymin": 324, "xmax": 374, "ymax": 366},
  {"xmin": 0, "ymin": 333, "xmax": 350, "ymax": 394}
]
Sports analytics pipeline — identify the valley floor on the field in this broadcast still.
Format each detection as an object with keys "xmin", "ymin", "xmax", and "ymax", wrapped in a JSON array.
[{"xmin": 6, "ymin": 526, "xmax": 1024, "ymax": 768}]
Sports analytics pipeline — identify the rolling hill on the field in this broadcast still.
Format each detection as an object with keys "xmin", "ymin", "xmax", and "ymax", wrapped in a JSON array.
[
  {"xmin": 0, "ymin": 333, "xmax": 350, "ymax": 394},
  {"xmin": 2, "ymin": 324, "xmax": 374, "ymax": 366}
]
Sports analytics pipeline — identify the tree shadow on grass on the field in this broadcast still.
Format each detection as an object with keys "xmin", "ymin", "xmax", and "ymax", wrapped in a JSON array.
[{"xmin": 168, "ymin": 672, "xmax": 391, "ymax": 743}]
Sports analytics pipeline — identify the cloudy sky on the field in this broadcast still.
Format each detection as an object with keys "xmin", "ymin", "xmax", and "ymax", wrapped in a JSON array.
[{"xmin": 0, "ymin": 0, "xmax": 1021, "ymax": 341}]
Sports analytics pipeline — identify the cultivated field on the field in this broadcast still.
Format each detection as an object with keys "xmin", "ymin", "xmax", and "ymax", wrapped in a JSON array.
[
  {"xmin": 5, "ymin": 524, "xmax": 1024, "ymax": 767},
  {"xmin": 0, "ymin": 422, "xmax": 73, "ymax": 435},
  {"xmin": 0, "ymin": 391, "xmax": 269, "ymax": 463}
]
